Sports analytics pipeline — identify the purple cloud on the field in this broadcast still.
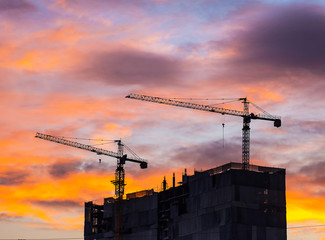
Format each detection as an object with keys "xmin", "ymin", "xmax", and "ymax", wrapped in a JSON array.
[
  {"xmin": 0, "ymin": 213, "xmax": 22, "ymax": 221},
  {"xmin": 32, "ymin": 199, "xmax": 81, "ymax": 208},
  {"xmin": 171, "ymin": 140, "xmax": 241, "ymax": 169},
  {"xmin": 47, "ymin": 161, "xmax": 81, "ymax": 178},
  {"xmin": 77, "ymin": 48, "xmax": 186, "ymax": 87},
  {"xmin": 228, "ymin": 4, "xmax": 325, "ymax": 75},
  {"xmin": 47, "ymin": 159, "xmax": 113, "ymax": 178},
  {"xmin": 0, "ymin": 170, "xmax": 28, "ymax": 186},
  {"xmin": 286, "ymin": 120, "xmax": 325, "ymax": 136},
  {"xmin": 0, "ymin": 0, "xmax": 36, "ymax": 12},
  {"xmin": 299, "ymin": 161, "xmax": 325, "ymax": 185}
]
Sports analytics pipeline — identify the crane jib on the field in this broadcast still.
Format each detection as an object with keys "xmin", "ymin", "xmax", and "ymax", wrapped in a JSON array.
[
  {"xmin": 126, "ymin": 93, "xmax": 281, "ymax": 170},
  {"xmin": 35, "ymin": 132, "xmax": 148, "ymax": 167},
  {"xmin": 126, "ymin": 93, "xmax": 281, "ymax": 123}
]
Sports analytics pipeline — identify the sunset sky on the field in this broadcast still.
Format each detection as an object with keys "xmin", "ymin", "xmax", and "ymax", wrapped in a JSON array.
[{"xmin": 1, "ymin": 0, "xmax": 325, "ymax": 239}]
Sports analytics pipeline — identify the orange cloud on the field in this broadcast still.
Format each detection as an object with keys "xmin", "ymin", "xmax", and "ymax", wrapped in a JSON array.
[
  {"xmin": 287, "ymin": 191, "xmax": 325, "ymax": 223},
  {"xmin": 241, "ymin": 86, "xmax": 284, "ymax": 103},
  {"xmin": 0, "ymin": 171, "xmax": 116, "ymax": 230}
]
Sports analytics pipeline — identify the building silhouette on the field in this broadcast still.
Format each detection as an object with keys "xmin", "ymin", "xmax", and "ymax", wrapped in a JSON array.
[{"xmin": 84, "ymin": 162, "xmax": 286, "ymax": 240}]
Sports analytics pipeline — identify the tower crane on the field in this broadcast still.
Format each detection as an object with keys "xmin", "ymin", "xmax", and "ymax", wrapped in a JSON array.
[
  {"xmin": 35, "ymin": 132, "xmax": 148, "ymax": 199},
  {"xmin": 126, "ymin": 93, "xmax": 281, "ymax": 170}
]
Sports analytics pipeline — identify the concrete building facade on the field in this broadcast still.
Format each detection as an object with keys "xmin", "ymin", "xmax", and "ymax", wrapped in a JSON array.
[{"xmin": 84, "ymin": 162, "xmax": 286, "ymax": 240}]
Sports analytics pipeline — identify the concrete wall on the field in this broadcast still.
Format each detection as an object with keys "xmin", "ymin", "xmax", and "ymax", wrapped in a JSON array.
[
  {"xmin": 85, "ymin": 193, "xmax": 158, "ymax": 240},
  {"xmin": 158, "ymin": 168, "xmax": 286, "ymax": 240}
]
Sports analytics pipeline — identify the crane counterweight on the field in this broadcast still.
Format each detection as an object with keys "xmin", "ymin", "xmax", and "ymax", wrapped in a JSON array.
[{"xmin": 274, "ymin": 119, "xmax": 281, "ymax": 127}]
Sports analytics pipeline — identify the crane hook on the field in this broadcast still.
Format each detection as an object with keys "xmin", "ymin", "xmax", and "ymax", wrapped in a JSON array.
[{"xmin": 222, "ymin": 123, "xmax": 225, "ymax": 148}]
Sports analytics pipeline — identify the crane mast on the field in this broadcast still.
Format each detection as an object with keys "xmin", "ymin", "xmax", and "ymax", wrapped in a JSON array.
[
  {"xmin": 126, "ymin": 93, "xmax": 281, "ymax": 170},
  {"xmin": 242, "ymin": 98, "xmax": 250, "ymax": 170}
]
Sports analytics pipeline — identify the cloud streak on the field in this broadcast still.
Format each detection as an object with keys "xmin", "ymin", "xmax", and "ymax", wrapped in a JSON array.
[
  {"xmin": 0, "ymin": 170, "xmax": 29, "ymax": 186},
  {"xmin": 0, "ymin": 0, "xmax": 36, "ymax": 12},
  {"xmin": 32, "ymin": 199, "xmax": 82, "ymax": 208},
  {"xmin": 77, "ymin": 47, "xmax": 187, "ymax": 87}
]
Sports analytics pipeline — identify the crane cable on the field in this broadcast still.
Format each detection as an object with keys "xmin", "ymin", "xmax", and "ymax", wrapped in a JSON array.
[
  {"xmin": 50, "ymin": 136, "xmax": 141, "ymax": 159},
  {"xmin": 55, "ymin": 136, "xmax": 118, "ymax": 147},
  {"xmin": 222, "ymin": 123, "xmax": 225, "ymax": 148}
]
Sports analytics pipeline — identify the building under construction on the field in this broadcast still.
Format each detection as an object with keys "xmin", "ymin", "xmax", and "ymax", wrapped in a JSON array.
[{"xmin": 84, "ymin": 162, "xmax": 286, "ymax": 240}]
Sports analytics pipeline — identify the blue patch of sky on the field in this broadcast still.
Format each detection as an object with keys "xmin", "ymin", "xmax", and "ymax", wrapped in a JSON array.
[
  {"xmin": 100, "ymin": 11, "xmax": 134, "ymax": 25},
  {"xmin": 262, "ymin": 0, "xmax": 325, "ymax": 5},
  {"xmin": 144, "ymin": 0, "xmax": 249, "ymax": 21},
  {"xmin": 136, "ymin": 0, "xmax": 251, "ymax": 51},
  {"xmin": 142, "ymin": 0, "xmax": 325, "ymax": 49},
  {"xmin": 70, "ymin": 0, "xmax": 253, "ymax": 52}
]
